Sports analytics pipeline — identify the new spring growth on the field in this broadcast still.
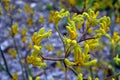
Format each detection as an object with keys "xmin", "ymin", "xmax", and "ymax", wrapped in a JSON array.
[
  {"xmin": 31, "ymin": 27, "xmax": 52, "ymax": 45},
  {"xmin": 11, "ymin": 23, "xmax": 19, "ymax": 36}
]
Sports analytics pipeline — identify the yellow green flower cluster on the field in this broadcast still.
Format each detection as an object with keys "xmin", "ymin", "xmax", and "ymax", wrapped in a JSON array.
[{"xmin": 27, "ymin": 27, "xmax": 52, "ymax": 67}]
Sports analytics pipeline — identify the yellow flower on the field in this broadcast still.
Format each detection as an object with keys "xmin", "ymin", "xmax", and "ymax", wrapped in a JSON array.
[
  {"xmin": 0, "ymin": 7, "xmax": 2, "ymax": 15},
  {"xmin": 22, "ymin": 36, "xmax": 27, "ymax": 43},
  {"xmin": 82, "ymin": 59, "xmax": 97, "ymax": 67},
  {"xmin": 114, "ymin": 55, "xmax": 120, "ymax": 65},
  {"xmin": 66, "ymin": 26, "xmax": 78, "ymax": 40},
  {"xmin": 64, "ymin": 58, "xmax": 76, "ymax": 66},
  {"xmin": 73, "ymin": 44, "xmax": 82, "ymax": 63},
  {"xmin": 29, "ymin": 76, "xmax": 40, "ymax": 80},
  {"xmin": 26, "ymin": 17, "xmax": 34, "ymax": 27},
  {"xmin": 95, "ymin": 78, "xmax": 99, "ymax": 80},
  {"xmin": 44, "ymin": 44, "xmax": 54, "ymax": 52},
  {"xmin": 67, "ymin": 0, "xmax": 76, "ymax": 6},
  {"xmin": 88, "ymin": 9, "xmax": 99, "ymax": 19},
  {"xmin": 27, "ymin": 44, "xmax": 47, "ymax": 67},
  {"xmin": 76, "ymin": 73, "xmax": 83, "ymax": 80},
  {"xmin": 112, "ymin": 78, "xmax": 115, "ymax": 80},
  {"xmin": 32, "ymin": 45, "xmax": 41, "ymax": 56},
  {"xmin": 35, "ymin": 77, "xmax": 40, "ymax": 80},
  {"xmin": 88, "ymin": 76, "xmax": 92, "ymax": 80},
  {"xmin": 27, "ymin": 55, "xmax": 46, "ymax": 67},
  {"xmin": 11, "ymin": 23, "xmax": 19, "ymax": 36},
  {"xmin": 99, "ymin": 16, "xmax": 110, "ymax": 32},
  {"xmin": 28, "ymin": 41, "xmax": 33, "ymax": 50},
  {"xmin": 77, "ymin": 21, "xmax": 84, "ymax": 30},
  {"xmin": 66, "ymin": 21, "xmax": 78, "ymax": 40},
  {"xmin": 48, "ymin": 9, "xmax": 69, "ymax": 26},
  {"xmin": 83, "ymin": 9, "xmax": 99, "ymax": 27},
  {"xmin": 21, "ymin": 27, "xmax": 27, "ymax": 37},
  {"xmin": 84, "ymin": 43, "xmax": 89, "ymax": 55},
  {"xmin": 39, "ymin": 16, "xmax": 45, "ymax": 24},
  {"xmin": 31, "ymin": 27, "xmax": 52, "ymax": 45},
  {"xmin": 93, "ymin": 2, "xmax": 100, "ymax": 10},
  {"xmin": 87, "ymin": 27, "xmax": 93, "ymax": 34},
  {"xmin": 29, "ymin": 77, "xmax": 33, "ymax": 80},
  {"xmin": 56, "ymin": 61, "xmax": 61, "ymax": 68},
  {"xmin": 116, "ymin": 17, "xmax": 120, "ymax": 24},
  {"xmin": 55, "ymin": 50, "xmax": 63, "ymax": 56},
  {"xmin": 24, "ymin": 4, "xmax": 34, "ymax": 15},
  {"xmin": 85, "ymin": 39, "xmax": 99, "ymax": 50},
  {"xmin": 73, "ymin": 44, "xmax": 97, "ymax": 67},
  {"xmin": 12, "ymin": 72, "xmax": 18, "ymax": 80},
  {"xmin": 48, "ymin": 10, "xmax": 58, "ymax": 25},
  {"xmin": 7, "ymin": 48, "xmax": 17, "ymax": 58},
  {"xmin": 113, "ymin": 32, "xmax": 120, "ymax": 42},
  {"xmin": 2, "ymin": 0, "xmax": 10, "ymax": 11}
]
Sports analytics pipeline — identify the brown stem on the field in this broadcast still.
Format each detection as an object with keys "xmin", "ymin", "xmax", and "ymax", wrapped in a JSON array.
[
  {"xmin": 42, "ymin": 56, "xmax": 64, "ymax": 61},
  {"xmin": 63, "ymin": 61, "xmax": 68, "ymax": 80},
  {"xmin": 65, "ymin": 44, "xmax": 72, "ymax": 58},
  {"xmin": 78, "ymin": 37, "xmax": 96, "ymax": 43},
  {"xmin": 68, "ymin": 67, "xmax": 78, "ymax": 76},
  {"xmin": 55, "ymin": 26, "xmax": 66, "ymax": 56},
  {"xmin": 78, "ymin": 31, "xmax": 87, "ymax": 43},
  {"xmin": 33, "ymin": 70, "xmax": 45, "ymax": 79},
  {"xmin": 82, "ymin": 0, "xmax": 87, "ymax": 12}
]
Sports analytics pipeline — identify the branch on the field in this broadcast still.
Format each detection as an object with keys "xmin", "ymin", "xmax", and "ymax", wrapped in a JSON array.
[
  {"xmin": 42, "ymin": 56, "xmax": 64, "ymax": 61},
  {"xmin": 0, "ymin": 47, "xmax": 13, "ymax": 78},
  {"xmin": 78, "ymin": 37, "xmax": 96, "ymax": 43},
  {"xmin": 82, "ymin": 0, "xmax": 87, "ymax": 12},
  {"xmin": 63, "ymin": 61, "xmax": 68, "ymax": 80}
]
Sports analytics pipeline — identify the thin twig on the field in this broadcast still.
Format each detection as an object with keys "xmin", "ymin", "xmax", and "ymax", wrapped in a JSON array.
[
  {"xmin": 42, "ymin": 56, "xmax": 64, "ymax": 61},
  {"xmin": 33, "ymin": 70, "xmax": 45, "ymax": 79},
  {"xmin": 78, "ymin": 37, "xmax": 96, "ymax": 43},
  {"xmin": 68, "ymin": 66, "xmax": 78, "ymax": 76},
  {"xmin": 55, "ymin": 27, "xmax": 66, "ymax": 55},
  {"xmin": 0, "ymin": 47, "xmax": 13, "ymax": 78},
  {"xmin": 82, "ymin": 0, "xmax": 87, "ymax": 12},
  {"xmin": 63, "ymin": 61, "xmax": 68, "ymax": 80},
  {"xmin": 12, "ymin": 37, "xmax": 26, "ymax": 80}
]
